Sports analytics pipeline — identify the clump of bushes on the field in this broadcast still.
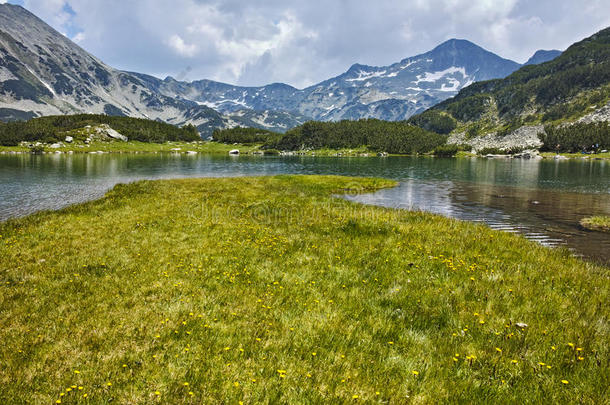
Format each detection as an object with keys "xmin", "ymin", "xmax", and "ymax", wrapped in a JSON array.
[
  {"xmin": 263, "ymin": 149, "xmax": 280, "ymax": 155},
  {"xmin": 28, "ymin": 145, "xmax": 44, "ymax": 154},
  {"xmin": 265, "ymin": 119, "xmax": 446, "ymax": 155},
  {"xmin": 539, "ymin": 122, "xmax": 610, "ymax": 152},
  {"xmin": 433, "ymin": 144, "xmax": 459, "ymax": 157},
  {"xmin": 478, "ymin": 147, "xmax": 507, "ymax": 155},
  {"xmin": 212, "ymin": 127, "xmax": 280, "ymax": 144}
]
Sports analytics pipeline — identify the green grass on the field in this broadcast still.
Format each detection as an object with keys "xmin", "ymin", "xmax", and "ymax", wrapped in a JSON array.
[
  {"xmin": 0, "ymin": 141, "xmax": 263, "ymax": 154},
  {"xmin": 0, "ymin": 176, "xmax": 608, "ymax": 403},
  {"xmin": 540, "ymin": 151, "xmax": 610, "ymax": 160},
  {"xmin": 0, "ymin": 142, "xmax": 423, "ymax": 157},
  {"xmin": 282, "ymin": 146, "xmax": 377, "ymax": 156},
  {"xmin": 580, "ymin": 216, "xmax": 610, "ymax": 233}
]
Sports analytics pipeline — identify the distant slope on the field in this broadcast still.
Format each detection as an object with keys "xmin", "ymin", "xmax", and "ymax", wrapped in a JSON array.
[
  {"xmin": 0, "ymin": 4, "xmax": 307, "ymax": 135},
  {"xmin": 524, "ymin": 50, "xmax": 562, "ymax": 66},
  {"xmin": 414, "ymin": 27, "xmax": 610, "ymax": 150}
]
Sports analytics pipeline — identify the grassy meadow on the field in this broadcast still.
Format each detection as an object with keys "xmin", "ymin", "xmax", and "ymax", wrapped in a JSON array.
[{"xmin": 0, "ymin": 175, "xmax": 608, "ymax": 403}]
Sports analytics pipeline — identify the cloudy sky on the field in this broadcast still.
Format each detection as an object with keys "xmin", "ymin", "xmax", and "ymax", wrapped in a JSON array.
[{"xmin": 4, "ymin": 0, "xmax": 610, "ymax": 88}]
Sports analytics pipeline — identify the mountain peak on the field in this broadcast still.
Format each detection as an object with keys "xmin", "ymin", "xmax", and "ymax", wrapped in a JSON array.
[
  {"xmin": 346, "ymin": 63, "xmax": 372, "ymax": 73},
  {"xmin": 432, "ymin": 38, "xmax": 480, "ymax": 52}
]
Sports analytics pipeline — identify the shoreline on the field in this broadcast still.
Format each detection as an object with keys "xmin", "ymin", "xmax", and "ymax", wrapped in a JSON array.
[{"xmin": 0, "ymin": 141, "xmax": 610, "ymax": 160}]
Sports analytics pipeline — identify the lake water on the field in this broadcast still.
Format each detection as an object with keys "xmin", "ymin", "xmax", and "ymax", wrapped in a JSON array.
[{"xmin": 1, "ymin": 153, "xmax": 609, "ymax": 264}]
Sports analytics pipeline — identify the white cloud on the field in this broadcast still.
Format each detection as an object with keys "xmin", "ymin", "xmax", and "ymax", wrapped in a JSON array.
[
  {"xmin": 166, "ymin": 34, "xmax": 198, "ymax": 57},
  {"xmin": 72, "ymin": 32, "xmax": 86, "ymax": 43},
  {"xmin": 14, "ymin": 0, "xmax": 610, "ymax": 87}
]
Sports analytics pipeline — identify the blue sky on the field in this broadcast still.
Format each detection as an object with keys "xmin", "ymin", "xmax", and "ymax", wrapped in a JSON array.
[{"xmin": 4, "ymin": 0, "xmax": 610, "ymax": 88}]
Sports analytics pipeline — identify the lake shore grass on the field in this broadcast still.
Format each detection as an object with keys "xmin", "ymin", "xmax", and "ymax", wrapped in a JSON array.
[
  {"xmin": 540, "ymin": 151, "xmax": 610, "ymax": 160},
  {"xmin": 1, "ymin": 175, "xmax": 608, "ymax": 403},
  {"xmin": 0, "ymin": 141, "xmax": 262, "ymax": 154},
  {"xmin": 0, "ymin": 141, "xmax": 384, "ymax": 157},
  {"xmin": 3, "ymin": 141, "xmax": 609, "ymax": 159},
  {"xmin": 580, "ymin": 216, "xmax": 610, "ymax": 233}
]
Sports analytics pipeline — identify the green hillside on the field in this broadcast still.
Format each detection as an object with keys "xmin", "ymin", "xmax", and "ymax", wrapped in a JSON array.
[
  {"xmin": 412, "ymin": 27, "xmax": 610, "ymax": 152},
  {"xmin": 0, "ymin": 114, "xmax": 200, "ymax": 146},
  {"xmin": 263, "ymin": 119, "xmax": 446, "ymax": 154}
]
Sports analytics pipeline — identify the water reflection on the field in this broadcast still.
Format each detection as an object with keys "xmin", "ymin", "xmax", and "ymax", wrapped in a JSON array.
[{"xmin": 345, "ymin": 178, "xmax": 610, "ymax": 264}]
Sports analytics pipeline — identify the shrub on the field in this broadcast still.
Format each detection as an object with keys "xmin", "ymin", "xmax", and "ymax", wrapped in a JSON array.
[
  {"xmin": 433, "ymin": 144, "xmax": 459, "ymax": 157},
  {"xmin": 478, "ymin": 147, "xmax": 506, "ymax": 155},
  {"xmin": 29, "ymin": 145, "xmax": 44, "ymax": 154},
  {"xmin": 262, "ymin": 149, "xmax": 280, "ymax": 155},
  {"xmin": 212, "ymin": 127, "xmax": 279, "ymax": 144},
  {"xmin": 539, "ymin": 122, "xmax": 610, "ymax": 152},
  {"xmin": 265, "ymin": 119, "xmax": 446, "ymax": 154}
]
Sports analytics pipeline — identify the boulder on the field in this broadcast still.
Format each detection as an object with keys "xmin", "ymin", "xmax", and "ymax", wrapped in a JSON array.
[
  {"xmin": 229, "ymin": 149, "xmax": 240, "ymax": 155},
  {"xmin": 513, "ymin": 149, "xmax": 542, "ymax": 159},
  {"xmin": 95, "ymin": 124, "xmax": 128, "ymax": 141},
  {"xmin": 65, "ymin": 136, "xmax": 74, "ymax": 143}
]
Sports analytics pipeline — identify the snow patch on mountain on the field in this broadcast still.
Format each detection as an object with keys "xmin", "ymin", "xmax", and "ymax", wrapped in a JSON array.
[
  {"xmin": 414, "ymin": 67, "xmax": 468, "ymax": 84},
  {"xmin": 346, "ymin": 70, "xmax": 387, "ymax": 82}
]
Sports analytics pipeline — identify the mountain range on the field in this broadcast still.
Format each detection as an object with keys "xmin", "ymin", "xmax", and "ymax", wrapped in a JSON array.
[{"xmin": 0, "ymin": 3, "xmax": 562, "ymax": 136}]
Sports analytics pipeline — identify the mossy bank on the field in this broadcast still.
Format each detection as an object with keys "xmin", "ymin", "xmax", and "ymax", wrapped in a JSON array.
[
  {"xmin": 0, "ymin": 176, "xmax": 608, "ymax": 403},
  {"xmin": 580, "ymin": 216, "xmax": 610, "ymax": 233}
]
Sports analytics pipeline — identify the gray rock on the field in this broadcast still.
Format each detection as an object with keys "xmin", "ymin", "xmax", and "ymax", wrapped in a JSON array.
[
  {"xmin": 513, "ymin": 149, "xmax": 542, "ymax": 159},
  {"xmin": 229, "ymin": 149, "xmax": 240, "ymax": 155},
  {"xmin": 64, "ymin": 135, "xmax": 73, "ymax": 143},
  {"xmin": 95, "ymin": 124, "xmax": 128, "ymax": 141},
  {"xmin": 449, "ymin": 125, "xmax": 544, "ymax": 152},
  {"xmin": 577, "ymin": 102, "xmax": 610, "ymax": 124}
]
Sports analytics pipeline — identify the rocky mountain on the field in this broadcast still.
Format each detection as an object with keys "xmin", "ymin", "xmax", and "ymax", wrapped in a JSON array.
[
  {"xmin": 0, "ymin": 3, "xmax": 566, "ymax": 135},
  {"xmin": 417, "ymin": 27, "xmax": 610, "ymax": 150},
  {"xmin": 0, "ymin": 4, "xmax": 306, "ymax": 136},
  {"xmin": 149, "ymin": 39, "xmax": 532, "ymax": 122}
]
